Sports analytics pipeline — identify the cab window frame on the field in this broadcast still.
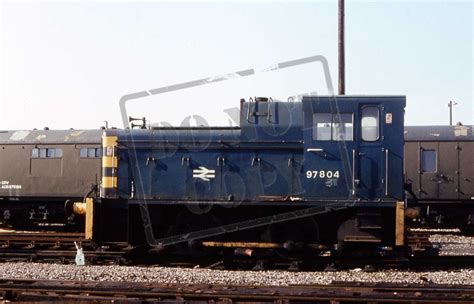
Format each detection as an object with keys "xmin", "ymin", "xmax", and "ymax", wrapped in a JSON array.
[
  {"xmin": 312, "ymin": 113, "xmax": 354, "ymax": 141},
  {"xmin": 361, "ymin": 106, "xmax": 380, "ymax": 142}
]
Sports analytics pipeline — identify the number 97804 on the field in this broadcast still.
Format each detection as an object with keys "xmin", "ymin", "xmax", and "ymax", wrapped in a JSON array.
[{"xmin": 306, "ymin": 170, "xmax": 340, "ymax": 179}]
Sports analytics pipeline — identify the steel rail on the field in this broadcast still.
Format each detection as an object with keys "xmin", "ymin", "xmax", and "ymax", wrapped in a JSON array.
[
  {"xmin": 0, "ymin": 279, "xmax": 473, "ymax": 303},
  {"xmin": 0, "ymin": 231, "xmax": 129, "ymax": 264}
]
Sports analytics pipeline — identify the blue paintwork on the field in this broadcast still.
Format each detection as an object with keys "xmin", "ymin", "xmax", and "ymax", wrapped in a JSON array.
[
  {"xmin": 109, "ymin": 96, "xmax": 405, "ymax": 204},
  {"xmin": 302, "ymin": 96, "xmax": 405, "ymax": 201}
]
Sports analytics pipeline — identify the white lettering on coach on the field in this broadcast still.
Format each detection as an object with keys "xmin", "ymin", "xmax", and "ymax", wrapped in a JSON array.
[{"xmin": 0, "ymin": 181, "xmax": 22, "ymax": 190}]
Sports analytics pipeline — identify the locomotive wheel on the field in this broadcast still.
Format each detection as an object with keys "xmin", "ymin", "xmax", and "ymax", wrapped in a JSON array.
[
  {"xmin": 166, "ymin": 209, "xmax": 223, "ymax": 251},
  {"xmin": 262, "ymin": 217, "xmax": 319, "ymax": 252}
]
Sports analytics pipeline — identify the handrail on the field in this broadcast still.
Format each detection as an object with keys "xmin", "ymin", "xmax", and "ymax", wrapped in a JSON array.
[
  {"xmin": 385, "ymin": 148, "xmax": 389, "ymax": 196},
  {"xmin": 246, "ymin": 97, "xmax": 254, "ymax": 123},
  {"xmin": 352, "ymin": 149, "xmax": 356, "ymax": 196},
  {"xmin": 267, "ymin": 97, "xmax": 273, "ymax": 123}
]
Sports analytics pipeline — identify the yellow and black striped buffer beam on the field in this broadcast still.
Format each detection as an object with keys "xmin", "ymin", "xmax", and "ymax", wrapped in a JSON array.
[{"xmin": 101, "ymin": 135, "xmax": 118, "ymax": 197}]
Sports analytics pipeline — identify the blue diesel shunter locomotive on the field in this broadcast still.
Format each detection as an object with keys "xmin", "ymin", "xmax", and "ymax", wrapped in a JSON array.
[{"xmin": 94, "ymin": 95, "xmax": 406, "ymax": 255}]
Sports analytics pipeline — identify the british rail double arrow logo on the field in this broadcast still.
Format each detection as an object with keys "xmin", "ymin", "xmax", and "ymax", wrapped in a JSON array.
[{"xmin": 192, "ymin": 167, "xmax": 216, "ymax": 181}]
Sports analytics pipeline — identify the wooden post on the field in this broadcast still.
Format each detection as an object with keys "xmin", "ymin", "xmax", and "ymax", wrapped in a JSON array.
[
  {"xmin": 85, "ymin": 198, "xmax": 94, "ymax": 240},
  {"xmin": 395, "ymin": 201, "xmax": 405, "ymax": 246}
]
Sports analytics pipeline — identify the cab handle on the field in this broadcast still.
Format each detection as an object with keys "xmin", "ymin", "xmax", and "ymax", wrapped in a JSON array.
[
  {"xmin": 306, "ymin": 148, "xmax": 324, "ymax": 152},
  {"xmin": 385, "ymin": 149, "xmax": 389, "ymax": 196},
  {"xmin": 352, "ymin": 149, "xmax": 357, "ymax": 196},
  {"xmin": 217, "ymin": 156, "xmax": 226, "ymax": 167}
]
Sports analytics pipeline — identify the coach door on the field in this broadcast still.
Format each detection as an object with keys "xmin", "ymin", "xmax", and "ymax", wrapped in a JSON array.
[
  {"xmin": 303, "ymin": 99, "xmax": 355, "ymax": 199},
  {"xmin": 438, "ymin": 142, "xmax": 459, "ymax": 200},
  {"xmin": 418, "ymin": 143, "xmax": 439, "ymax": 199},
  {"xmin": 459, "ymin": 141, "xmax": 474, "ymax": 200}
]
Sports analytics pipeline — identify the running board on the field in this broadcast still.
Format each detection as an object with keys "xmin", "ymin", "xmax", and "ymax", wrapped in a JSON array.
[{"xmin": 150, "ymin": 203, "xmax": 349, "ymax": 250}]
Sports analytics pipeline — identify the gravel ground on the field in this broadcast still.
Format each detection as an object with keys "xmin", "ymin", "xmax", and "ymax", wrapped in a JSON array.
[
  {"xmin": 0, "ymin": 262, "xmax": 473, "ymax": 286},
  {"xmin": 429, "ymin": 234, "xmax": 474, "ymax": 256},
  {"xmin": 0, "ymin": 232, "xmax": 472, "ymax": 286}
]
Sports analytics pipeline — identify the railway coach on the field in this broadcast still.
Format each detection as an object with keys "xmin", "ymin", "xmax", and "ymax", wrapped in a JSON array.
[
  {"xmin": 404, "ymin": 124, "xmax": 474, "ymax": 232},
  {"xmin": 0, "ymin": 129, "xmax": 102, "ymax": 227}
]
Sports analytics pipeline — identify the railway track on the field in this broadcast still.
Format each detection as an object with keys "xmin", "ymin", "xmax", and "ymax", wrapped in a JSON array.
[
  {"xmin": 0, "ymin": 231, "xmax": 129, "ymax": 264},
  {"xmin": 0, "ymin": 279, "xmax": 472, "ymax": 303},
  {"xmin": 0, "ymin": 229, "xmax": 472, "ymax": 270}
]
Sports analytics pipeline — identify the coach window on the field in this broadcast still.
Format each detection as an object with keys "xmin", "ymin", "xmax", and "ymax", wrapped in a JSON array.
[
  {"xmin": 32, "ymin": 148, "xmax": 62, "ymax": 158},
  {"xmin": 80, "ymin": 147, "xmax": 101, "ymax": 158},
  {"xmin": 421, "ymin": 149, "xmax": 437, "ymax": 173},
  {"xmin": 80, "ymin": 148, "xmax": 88, "ymax": 158},
  {"xmin": 87, "ymin": 148, "xmax": 96, "ymax": 158},
  {"xmin": 54, "ymin": 148, "xmax": 62, "ymax": 157},
  {"xmin": 361, "ymin": 107, "xmax": 379, "ymax": 141},
  {"xmin": 95, "ymin": 148, "xmax": 102, "ymax": 157},
  {"xmin": 31, "ymin": 148, "xmax": 39, "ymax": 158},
  {"xmin": 39, "ymin": 148, "xmax": 47, "ymax": 158}
]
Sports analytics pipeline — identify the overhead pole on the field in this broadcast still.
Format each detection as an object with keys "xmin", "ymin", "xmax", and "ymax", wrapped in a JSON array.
[
  {"xmin": 448, "ymin": 100, "xmax": 458, "ymax": 126},
  {"xmin": 338, "ymin": 0, "xmax": 345, "ymax": 95}
]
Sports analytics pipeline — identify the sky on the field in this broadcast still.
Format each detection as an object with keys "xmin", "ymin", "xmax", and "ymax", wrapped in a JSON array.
[{"xmin": 0, "ymin": 0, "xmax": 472, "ymax": 130}]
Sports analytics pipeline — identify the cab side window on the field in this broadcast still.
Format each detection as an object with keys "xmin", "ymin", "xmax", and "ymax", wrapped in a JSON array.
[
  {"xmin": 313, "ymin": 113, "xmax": 332, "ymax": 140},
  {"xmin": 361, "ymin": 107, "xmax": 379, "ymax": 141},
  {"xmin": 313, "ymin": 113, "xmax": 353, "ymax": 141},
  {"xmin": 333, "ymin": 114, "xmax": 353, "ymax": 141}
]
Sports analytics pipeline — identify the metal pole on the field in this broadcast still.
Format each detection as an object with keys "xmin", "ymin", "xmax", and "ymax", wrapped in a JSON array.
[
  {"xmin": 449, "ymin": 101, "xmax": 453, "ymax": 126},
  {"xmin": 448, "ymin": 100, "xmax": 457, "ymax": 126},
  {"xmin": 338, "ymin": 0, "xmax": 345, "ymax": 95}
]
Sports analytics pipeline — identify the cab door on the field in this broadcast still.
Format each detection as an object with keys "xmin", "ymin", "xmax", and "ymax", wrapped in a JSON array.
[
  {"xmin": 302, "ymin": 99, "xmax": 355, "ymax": 200},
  {"xmin": 356, "ymin": 105, "xmax": 383, "ymax": 200}
]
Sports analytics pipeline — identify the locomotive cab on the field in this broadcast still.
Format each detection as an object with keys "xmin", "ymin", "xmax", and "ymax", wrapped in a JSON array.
[
  {"xmin": 302, "ymin": 96, "xmax": 405, "ymax": 202},
  {"xmin": 302, "ymin": 96, "xmax": 406, "ymax": 249}
]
